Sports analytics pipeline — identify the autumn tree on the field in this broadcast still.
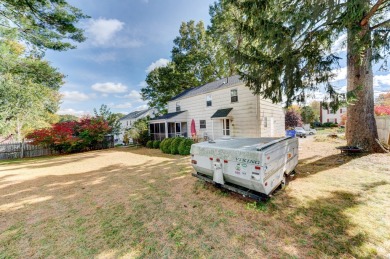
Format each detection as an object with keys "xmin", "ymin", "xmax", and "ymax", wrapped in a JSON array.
[
  {"xmin": 216, "ymin": 0, "xmax": 390, "ymax": 152},
  {"xmin": 285, "ymin": 110, "xmax": 302, "ymax": 129},
  {"xmin": 376, "ymin": 92, "xmax": 390, "ymax": 106}
]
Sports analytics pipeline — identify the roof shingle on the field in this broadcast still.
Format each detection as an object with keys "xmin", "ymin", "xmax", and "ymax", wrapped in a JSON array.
[{"xmin": 171, "ymin": 75, "xmax": 241, "ymax": 101}]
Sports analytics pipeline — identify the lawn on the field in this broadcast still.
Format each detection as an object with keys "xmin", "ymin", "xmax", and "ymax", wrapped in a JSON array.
[{"xmin": 0, "ymin": 137, "xmax": 389, "ymax": 258}]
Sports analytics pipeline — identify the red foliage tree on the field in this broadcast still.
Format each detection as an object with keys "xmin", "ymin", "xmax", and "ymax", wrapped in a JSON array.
[
  {"xmin": 374, "ymin": 106, "xmax": 390, "ymax": 116},
  {"xmin": 285, "ymin": 110, "xmax": 302, "ymax": 129},
  {"xmin": 27, "ymin": 116, "xmax": 112, "ymax": 153}
]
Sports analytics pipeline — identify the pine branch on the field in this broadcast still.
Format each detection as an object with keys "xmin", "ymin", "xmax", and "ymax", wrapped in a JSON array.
[
  {"xmin": 360, "ymin": 0, "xmax": 385, "ymax": 26},
  {"xmin": 370, "ymin": 19, "xmax": 390, "ymax": 30}
]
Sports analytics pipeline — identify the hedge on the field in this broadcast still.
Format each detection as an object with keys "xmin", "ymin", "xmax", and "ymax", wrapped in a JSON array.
[
  {"xmin": 178, "ymin": 138, "xmax": 194, "ymax": 155},
  {"xmin": 161, "ymin": 138, "xmax": 173, "ymax": 153},
  {"xmin": 146, "ymin": 140, "xmax": 153, "ymax": 148},
  {"xmin": 170, "ymin": 137, "xmax": 184, "ymax": 154},
  {"xmin": 152, "ymin": 140, "xmax": 161, "ymax": 149}
]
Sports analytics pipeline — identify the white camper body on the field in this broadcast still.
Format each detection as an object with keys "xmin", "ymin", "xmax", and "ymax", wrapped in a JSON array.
[{"xmin": 190, "ymin": 137, "xmax": 298, "ymax": 197}]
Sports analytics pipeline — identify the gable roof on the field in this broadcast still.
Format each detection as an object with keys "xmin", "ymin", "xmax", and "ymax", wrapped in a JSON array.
[
  {"xmin": 120, "ymin": 108, "xmax": 152, "ymax": 121},
  {"xmin": 170, "ymin": 75, "xmax": 242, "ymax": 101}
]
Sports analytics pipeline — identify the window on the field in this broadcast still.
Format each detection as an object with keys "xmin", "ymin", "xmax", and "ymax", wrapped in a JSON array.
[
  {"xmin": 340, "ymin": 108, "xmax": 343, "ymax": 113},
  {"xmin": 223, "ymin": 119, "xmax": 230, "ymax": 136},
  {"xmin": 206, "ymin": 95, "xmax": 212, "ymax": 107},
  {"xmin": 231, "ymin": 89, "xmax": 238, "ymax": 103},
  {"xmin": 200, "ymin": 120, "xmax": 206, "ymax": 129},
  {"xmin": 176, "ymin": 102, "xmax": 181, "ymax": 112},
  {"xmin": 264, "ymin": 116, "xmax": 267, "ymax": 127}
]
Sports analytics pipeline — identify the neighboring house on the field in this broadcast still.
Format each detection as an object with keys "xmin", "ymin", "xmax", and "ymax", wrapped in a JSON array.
[
  {"xmin": 116, "ymin": 108, "xmax": 156, "ymax": 144},
  {"xmin": 149, "ymin": 75, "xmax": 285, "ymax": 141},
  {"xmin": 319, "ymin": 103, "xmax": 347, "ymax": 124}
]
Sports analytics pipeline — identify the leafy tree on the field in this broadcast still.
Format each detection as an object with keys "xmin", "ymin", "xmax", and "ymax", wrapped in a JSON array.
[
  {"xmin": 300, "ymin": 106, "xmax": 316, "ymax": 124},
  {"xmin": 128, "ymin": 117, "xmax": 150, "ymax": 146},
  {"xmin": 141, "ymin": 20, "xmax": 232, "ymax": 112},
  {"xmin": 142, "ymin": 63, "xmax": 179, "ymax": 112},
  {"xmin": 310, "ymin": 101, "xmax": 321, "ymax": 122},
  {"xmin": 93, "ymin": 104, "xmax": 122, "ymax": 135},
  {"xmin": 218, "ymin": 0, "xmax": 390, "ymax": 152},
  {"xmin": 59, "ymin": 114, "xmax": 79, "ymax": 122},
  {"xmin": 0, "ymin": 40, "xmax": 63, "ymax": 141},
  {"xmin": 285, "ymin": 110, "xmax": 303, "ymax": 129},
  {"xmin": 0, "ymin": 0, "xmax": 88, "ymax": 51}
]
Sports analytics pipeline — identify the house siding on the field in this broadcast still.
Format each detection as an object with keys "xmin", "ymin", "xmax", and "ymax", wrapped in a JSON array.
[
  {"xmin": 167, "ymin": 83, "xmax": 285, "ymax": 139},
  {"xmin": 319, "ymin": 103, "xmax": 347, "ymax": 124},
  {"xmin": 116, "ymin": 109, "xmax": 156, "ymax": 143}
]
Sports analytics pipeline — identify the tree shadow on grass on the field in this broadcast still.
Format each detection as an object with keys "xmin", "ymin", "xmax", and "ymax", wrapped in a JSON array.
[
  {"xmin": 283, "ymin": 190, "xmax": 369, "ymax": 257},
  {"xmin": 295, "ymin": 153, "xmax": 369, "ymax": 178}
]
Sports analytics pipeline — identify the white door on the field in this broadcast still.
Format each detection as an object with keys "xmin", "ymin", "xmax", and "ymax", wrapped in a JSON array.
[
  {"xmin": 270, "ymin": 117, "xmax": 274, "ymax": 137},
  {"xmin": 222, "ymin": 119, "xmax": 230, "ymax": 136}
]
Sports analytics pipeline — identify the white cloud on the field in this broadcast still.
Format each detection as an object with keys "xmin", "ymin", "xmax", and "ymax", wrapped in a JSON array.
[
  {"xmin": 138, "ymin": 81, "xmax": 148, "ymax": 87},
  {"xmin": 374, "ymin": 73, "xmax": 390, "ymax": 87},
  {"xmin": 86, "ymin": 18, "xmax": 124, "ymax": 45},
  {"xmin": 331, "ymin": 67, "xmax": 347, "ymax": 82},
  {"xmin": 61, "ymin": 91, "xmax": 91, "ymax": 102},
  {"xmin": 57, "ymin": 109, "xmax": 89, "ymax": 117},
  {"xmin": 145, "ymin": 58, "xmax": 169, "ymax": 73},
  {"xmin": 134, "ymin": 104, "xmax": 148, "ymax": 110},
  {"xmin": 111, "ymin": 102, "xmax": 133, "ymax": 109},
  {"xmin": 85, "ymin": 18, "xmax": 142, "ymax": 48},
  {"xmin": 118, "ymin": 90, "xmax": 143, "ymax": 102},
  {"xmin": 91, "ymin": 82, "xmax": 128, "ymax": 93}
]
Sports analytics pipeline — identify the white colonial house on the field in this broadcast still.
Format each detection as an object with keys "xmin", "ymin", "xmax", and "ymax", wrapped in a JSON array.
[
  {"xmin": 116, "ymin": 108, "xmax": 156, "ymax": 144},
  {"xmin": 149, "ymin": 75, "xmax": 285, "ymax": 141},
  {"xmin": 319, "ymin": 103, "xmax": 347, "ymax": 124}
]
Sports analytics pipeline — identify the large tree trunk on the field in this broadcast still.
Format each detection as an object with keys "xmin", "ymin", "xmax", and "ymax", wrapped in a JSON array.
[{"xmin": 346, "ymin": 25, "xmax": 382, "ymax": 152}]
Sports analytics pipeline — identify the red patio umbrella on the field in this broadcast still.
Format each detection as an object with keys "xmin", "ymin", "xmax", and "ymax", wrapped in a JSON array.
[{"xmin": 191, "ymin": 119, "xmax": 197, "ymax": 137}]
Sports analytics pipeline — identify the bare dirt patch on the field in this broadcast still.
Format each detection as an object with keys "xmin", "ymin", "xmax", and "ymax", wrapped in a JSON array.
[{"xmin": 1, "ymin": 139, "xmax": 389, "ymax": 258}]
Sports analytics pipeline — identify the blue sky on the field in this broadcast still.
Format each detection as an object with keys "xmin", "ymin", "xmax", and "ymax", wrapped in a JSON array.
[
  {"xmin": 46, "ymin": 0, "xmax": 215, "ymax": 116},
  {"xmin": 45, "ymin": 0, "xmax": 390, "ymax": 116}
]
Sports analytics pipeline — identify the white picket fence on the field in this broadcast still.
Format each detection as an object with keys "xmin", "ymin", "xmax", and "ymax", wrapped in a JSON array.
[{"xmin": 0, "ymin": 141, "xmax": 55, "ymax": 160}]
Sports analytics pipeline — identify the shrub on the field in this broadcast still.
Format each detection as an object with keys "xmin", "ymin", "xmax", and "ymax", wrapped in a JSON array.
[
  {"xmin": 170, "ymin": 137, "xmax": 184, "ymax": 154},
  {"xmin": 146, "ymin": 140, "xmax": 153, "ymax": 148},
  {"xmin": 152, "ymin": 140, "xmax": 161, "ymax": 149},
  {"xmin": 178, "ymin": 138, "xmax": 194, "ymax": 155},
  {"xmin": 161, "ymin": 138, "xmax": 173, "ymax": 153},
  {"xmin": 321, "ymin": 122, "xmax": 338, "ymax": 127},
  {"xmin": 159, "ymin": 138, "xmax": 166, "ymax": 151}
]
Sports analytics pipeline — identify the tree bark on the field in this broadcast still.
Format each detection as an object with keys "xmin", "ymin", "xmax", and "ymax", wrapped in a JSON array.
[{"xmin": 346, "ymin": 24, "xmax": 382, "ymax": 152}]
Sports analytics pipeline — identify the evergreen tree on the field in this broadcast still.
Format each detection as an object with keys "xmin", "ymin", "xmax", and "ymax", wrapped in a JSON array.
[
  {"xmin": 0, "ymin": 0, "xmax": 88, "ymax": 51},
  {"xmin": 217, "ymin": 0, "xmax": 390, "ymax": 152}
]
